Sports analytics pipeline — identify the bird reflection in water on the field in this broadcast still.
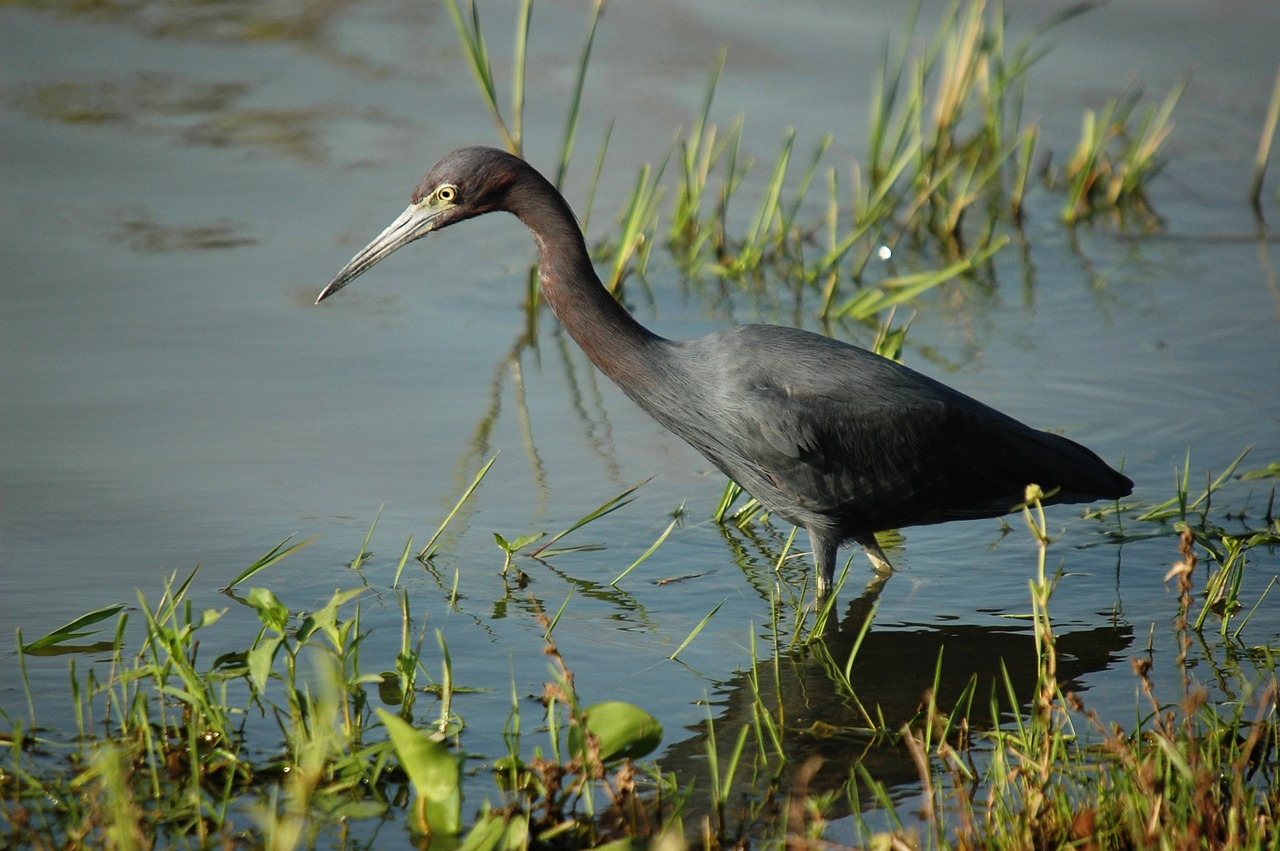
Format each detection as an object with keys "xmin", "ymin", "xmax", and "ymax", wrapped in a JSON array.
[{"xmin": 657, "ymin": 580, "xmax": 1134, "ymax": 826}]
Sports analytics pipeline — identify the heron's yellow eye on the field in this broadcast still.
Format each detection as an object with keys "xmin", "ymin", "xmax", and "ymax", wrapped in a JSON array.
[{"xmin": 437, "ymin": 185, "xmax": 457, "ymax": 203}]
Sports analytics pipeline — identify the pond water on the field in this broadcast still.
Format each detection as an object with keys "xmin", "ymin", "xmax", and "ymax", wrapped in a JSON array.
[{"xmin": 2, "ymin": 0, "xmax": 1279, "ymax": 841}]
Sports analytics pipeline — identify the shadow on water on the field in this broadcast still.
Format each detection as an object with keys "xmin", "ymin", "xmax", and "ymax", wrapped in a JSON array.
[{"xmin": 658, "ymin": 580, "xmax": 1134, "ymax": 825}]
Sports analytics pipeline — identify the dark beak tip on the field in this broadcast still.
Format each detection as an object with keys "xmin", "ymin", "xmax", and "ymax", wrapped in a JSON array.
[
  {"xmin": 314, "ymin": 202, "xmax": 428, "ymax": 306},
  {"xmin": 314, "ymin": 274, "xmax": 352, "ymax": 304}
]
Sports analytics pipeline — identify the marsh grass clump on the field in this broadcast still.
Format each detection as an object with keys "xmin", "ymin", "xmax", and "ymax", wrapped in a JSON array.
[
  {"xmin": 656, "ymin": 0, "xmax": 1132, "ymax": 322},
  {"xmin": 1053, "ymin": 78, "xmax": 1188, "ymax": 227},
  {"xmin": 443, "ymin": 0, "xmax": 1196, "ymax": 346},
  {"xmin": 3, "ymin": 458, "xmax": 1279, "ymax": 848},
  {"xmin": 947, "ymin": 540, "xmax": 1278, "ymax": 849},
  {"xmin": 1, "ymin": 559, "xmax": 665, "ymax": 848},
  {"xmin": 788, "ymin": 478, "xmax": 1278, "ymax": 851},
  {"xmin": 1129, "ymin": 448, "xmax": 1280, "ymax": 637},
  {"xmin": 654, "ymin": 0, "xmax": 1049, "ymax": 322}
]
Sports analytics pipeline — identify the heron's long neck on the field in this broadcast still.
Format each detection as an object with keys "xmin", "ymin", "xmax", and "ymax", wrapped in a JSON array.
[{"xmin": 507, "ymin": 177, "xmax": 666, "ymax": 390}]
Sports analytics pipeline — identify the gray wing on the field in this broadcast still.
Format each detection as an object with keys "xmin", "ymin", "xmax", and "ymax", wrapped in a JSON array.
[
  {"xmin": 683, "ymin": 326, "xmax": 1125, "ymax": 534},
  {"xmin": 738, "ymin": 387, "xmax": 1056, "ymax": 531}
]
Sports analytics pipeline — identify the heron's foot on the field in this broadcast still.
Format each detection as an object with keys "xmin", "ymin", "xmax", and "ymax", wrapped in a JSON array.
[{"xmin": 854, "ymin": 534, "xmax": 895, "ymax": 576}]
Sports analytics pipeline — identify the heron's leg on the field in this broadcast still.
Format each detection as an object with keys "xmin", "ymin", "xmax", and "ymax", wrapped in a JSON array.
[
  {"xmin": 807, "ymin": 528, "xmax": 840, "ymax": 600},
  {"xmin": 853, "ymin": 533, "xmax": 895, "ymax": 575}
]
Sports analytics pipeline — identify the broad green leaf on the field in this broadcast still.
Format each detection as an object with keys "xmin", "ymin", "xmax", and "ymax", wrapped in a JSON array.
[
  {"xmin": 458, "ymin": 809, "xmax": 529, "ymax": 851},
  {"xmin": 297, "ymin": 587, "xmax": 368, "ymax": 643},
  {"xmin": 377, "ymin": 709, "xmax": 461, "ymax": 835},
  {"xmin": 246, "ymin": 587, "xmax": 289, "ymax": 633},
  {"xmin": 493, "ymin": 531, "xmax": 545, "ymax": 553},
  {"xmin": 247, "ymin": 636, "xmax": 282, "ymax": 694},
  {"xmin": 195, "ymin": 608, "xmax": 226, "ymax": 630},
  {"xmin": 568, "ymin": 701, "xmax": 663, "ymax": 764}
]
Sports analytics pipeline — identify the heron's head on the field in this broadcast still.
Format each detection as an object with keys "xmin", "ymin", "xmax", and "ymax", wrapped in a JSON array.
[{"xmin": 315, "ymin": 146, "xmax": 525, "ymax": 303}]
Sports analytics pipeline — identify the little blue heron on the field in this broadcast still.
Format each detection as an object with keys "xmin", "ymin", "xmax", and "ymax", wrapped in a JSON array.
[{"xmin": 317, "ymin": 146, "xmax": 1132, "ymax": 599}]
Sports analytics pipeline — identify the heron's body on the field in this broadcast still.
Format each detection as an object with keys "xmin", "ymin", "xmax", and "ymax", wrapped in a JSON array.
[{"xmin": 319, "ymin": 147, "xmax": 1132, "ymax": 598}]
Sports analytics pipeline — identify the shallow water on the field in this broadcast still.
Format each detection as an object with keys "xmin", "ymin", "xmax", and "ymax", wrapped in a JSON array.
[{"xmin": 3, "ymin": 0, "xmax": 1279, "ymax": 840}]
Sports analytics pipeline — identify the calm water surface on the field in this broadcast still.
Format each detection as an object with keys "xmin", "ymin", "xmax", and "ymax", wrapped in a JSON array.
[{"xmin": 3, "ymin": 0, "xmax": 1278, "ymax": 839}]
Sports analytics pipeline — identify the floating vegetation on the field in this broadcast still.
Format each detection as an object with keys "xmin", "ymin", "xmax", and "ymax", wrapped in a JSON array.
[
  {"xmin": 180, "ymin": 108, "xmax": 329, "ymax": 163},
  {"xmin": 7, "ymin": 0, "xmax": 331, "ymax": 44},
  {"xmin": 1053, "ymin": 77, "xmax": 1189, "ymax": 227},
  {"xmin": 109, "ymin": 208, "xmax": 258, "ymax": 252},
  {"xmin": 4, "ymin": 73, "xmax": 247, "ymax": 127}
]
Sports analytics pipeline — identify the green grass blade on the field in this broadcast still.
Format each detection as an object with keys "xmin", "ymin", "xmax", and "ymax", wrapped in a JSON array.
[
  {"xmin": 223, "ymin": 534, "xmax": 316, "ymax": 590},
  {"xmin": 545, "ymin": 590, "xmax": 574, "ymax": 638},
  {"xmin": 610, "ymin": 516, "xmax": 678, "ymax": 586},
  {"xmin": 392, "ymin": 534, "xmax": 415, "ymax": 589},
  {"xmin": 349, "ymin": 505, "xmax": 381, "ymax": 572},
  {"xmin": 20, "ymin": 604, "xmax": 126, "ymax": 653},
  {"xmin": 510, "ymin": 0, "xmax": 531, "ymax": 155},
  {"xmin": 445, "ymin": 0, "xmax": 516, "ymax": 153},
  {"xmin": 1251, "ymin": 62, "xmax": 1280, "ymax": 208},
  {"xmin": 842, "ymin": 600, "xmax": 878, "ymax": 684},
  {"xmin": 668, "ymin": 600, "xmax": 723, "ymax": 661},
  {"xmin": 835, "ymin": 235, "xmax": 1008, "ymax": 320},
  {"xmin": 419, "ymin": 454, "xmax": 499, "ymax": 561},
  {"xmin": 1136, "ymin": 446, "xmax": 1252, "ymax": 522},
  {"xmin": 1233, "ymin": 574, "xmax": 1277, "ymax": 640},
  {"xmin": 555, "ymin": 0, "xmax": 606, "ymax": 189},
  {"xmin": 579, "ymin": 118, "xmax": 613, "ymax": 231},
  {"xmin": 713, "ymin": 480, "xmax": 744, "ymax": 523},
  {"xmin": 532, "ymin": 478, "xmax": 650, "ymax": 556}
]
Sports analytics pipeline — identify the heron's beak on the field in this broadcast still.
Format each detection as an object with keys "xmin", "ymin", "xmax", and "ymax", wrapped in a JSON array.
[{"xmin": 315, "ymin": 201, "xmax": 451, "ymax": 303}]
